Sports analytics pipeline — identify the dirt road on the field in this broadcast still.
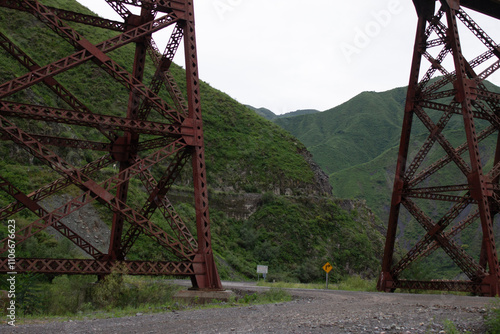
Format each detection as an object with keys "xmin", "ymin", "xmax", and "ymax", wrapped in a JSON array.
[{"xmin": 4, "ymin": 281, "xmax": 493, "ymax": 333}]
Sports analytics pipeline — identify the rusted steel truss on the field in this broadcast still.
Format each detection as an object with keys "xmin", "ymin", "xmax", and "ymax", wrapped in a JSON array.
[
  {"xmin": 379, "ymin": 0, "xmax": 500, "ymax": 296},
  {"xmin": 0, "ymin": 0, "xmax": 222, "ymax": 290}
]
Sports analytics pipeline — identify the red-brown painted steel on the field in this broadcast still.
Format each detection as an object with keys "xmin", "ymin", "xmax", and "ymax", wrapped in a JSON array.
[
  {"xmin": 182, "ymin": 0, "xmax": 222, "ymax": 290},
  {"xmin": 0, "ymin": 0, "xmax": 222, "ymax": 289},
  {"xmin": 378, "ymin": 0, "xmax": 500, "ymax": 296}
]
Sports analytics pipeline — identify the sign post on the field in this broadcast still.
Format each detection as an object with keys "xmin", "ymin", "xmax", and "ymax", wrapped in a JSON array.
[
  {"xmin": 322, "ymin": 262, "xmax": 333, "ymax": 289},
  {"xmin": 257, "ymin": 265, "xmax": 268, "ymax": 282}
]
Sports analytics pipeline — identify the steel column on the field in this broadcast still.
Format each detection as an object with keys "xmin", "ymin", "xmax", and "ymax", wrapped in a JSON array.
[{"xmin": 182, "ymin": 0, "xmax": 222, "ymax": 290}]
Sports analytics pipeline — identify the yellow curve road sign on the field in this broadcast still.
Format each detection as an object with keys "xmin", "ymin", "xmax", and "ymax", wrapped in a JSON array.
[{"xmin": 322, "ymin": 262, "xmax": 333, "ymax": 273}]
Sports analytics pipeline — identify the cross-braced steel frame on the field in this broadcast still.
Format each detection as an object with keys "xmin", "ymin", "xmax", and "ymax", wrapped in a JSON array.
[
  {"xmin": 0, "ymin": 0, "xmax": 222, "ymax": 290},
  {"xmin": 378, "ymin": 0, "xmax": 500, "ymax": 296}
]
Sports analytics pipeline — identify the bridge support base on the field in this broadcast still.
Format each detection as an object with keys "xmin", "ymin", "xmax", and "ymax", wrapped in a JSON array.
[{"xmin": 173, "ymin": 289, "xmax": 236, "ymax": 304}]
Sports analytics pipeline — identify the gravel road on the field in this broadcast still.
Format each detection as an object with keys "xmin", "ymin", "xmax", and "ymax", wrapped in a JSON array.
[{"xmin": 3, "ymin": 281, "xmax": 493, "ymax": 333}]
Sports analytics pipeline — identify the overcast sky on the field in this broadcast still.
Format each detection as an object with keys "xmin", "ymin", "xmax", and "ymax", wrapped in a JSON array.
[{"xmin": 75, "ymin": 0, "xmax": 500, "ymax": 115}]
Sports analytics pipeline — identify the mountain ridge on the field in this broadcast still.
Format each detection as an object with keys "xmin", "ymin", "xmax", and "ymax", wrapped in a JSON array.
[
  {"xmin": 273, "ymin": 87, "xmax": 408, "ymax": 175},
  {"xmin": 245, "ymin": 105, "xmax": 320, "ymax": 121}
]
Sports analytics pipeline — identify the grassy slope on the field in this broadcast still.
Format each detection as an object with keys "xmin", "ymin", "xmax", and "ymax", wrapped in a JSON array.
[{"xmin": 0, "ymin": 1, "xmax": 316, "ymax": 194}]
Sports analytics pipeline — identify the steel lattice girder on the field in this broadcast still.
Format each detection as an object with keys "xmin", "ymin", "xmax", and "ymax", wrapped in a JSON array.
[
  {"xmin": 0, "ymin": 258, "xmax": 199, "ymax": 276},
  {"xmin": 378, "ymin": 0, "xmax": 500, "ymax": 297},
  {"xmin": 0, "ymin": 0, "xmax": 221, "ymax": 290}
]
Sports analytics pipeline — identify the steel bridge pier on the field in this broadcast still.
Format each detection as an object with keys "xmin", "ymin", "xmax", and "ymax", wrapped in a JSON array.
[
  {"xmin": 378, "ymin": 0, "xmax": 500, "ymax": 296},
  {"xmin": 0, "ymin": 0, "xmax": 222, "ymax": 290}
]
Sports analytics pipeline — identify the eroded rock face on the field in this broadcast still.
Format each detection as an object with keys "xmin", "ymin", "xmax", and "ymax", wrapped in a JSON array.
[
  {"xmin": 211, "ymin": 193, "xmax": 262, "ymax": 220},
  {"xmin": 298, "ymin": 148, "xmax": 333, "ymax": 196},
  {"xmin": 40, "ymin": 195, "xmax": 111, "ymax": 254}
]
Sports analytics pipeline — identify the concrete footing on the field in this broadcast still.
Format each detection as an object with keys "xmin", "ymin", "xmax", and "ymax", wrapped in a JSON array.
[{"xmin": 173, "ymin": 289, "xmax": 236, "ymax": 304}]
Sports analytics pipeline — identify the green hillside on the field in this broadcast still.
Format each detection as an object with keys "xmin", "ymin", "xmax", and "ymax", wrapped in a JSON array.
[
  {"xmin": 272, "ymin": 79, "xmax": 500, "ymax": 279},
  {"xmin": 275, "ymin": 82, "xmax": 500, "ymax": 216},
  {"xmin": 274, "ymin": 88, "xmax": 408, "ymax": 174},
  {"xmin": 0, "ymin": 0, "xmax": 386, "ymax": 285}
]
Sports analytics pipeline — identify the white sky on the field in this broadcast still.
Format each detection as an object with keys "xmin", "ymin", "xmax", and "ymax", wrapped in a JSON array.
[{"xmin": 75, "ymin": 0, "xmax": 500, "ymax": 115}]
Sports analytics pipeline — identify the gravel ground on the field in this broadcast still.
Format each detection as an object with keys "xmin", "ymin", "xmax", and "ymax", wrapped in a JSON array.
[{"xmin": 2, "ymin": 282, "xmax": 493, "ymax": 334}]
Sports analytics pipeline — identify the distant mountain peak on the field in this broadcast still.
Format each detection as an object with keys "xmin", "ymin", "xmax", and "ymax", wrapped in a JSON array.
[{"xmin": 246, "ymin": 105, "xmax": 320, "ymax": 121}]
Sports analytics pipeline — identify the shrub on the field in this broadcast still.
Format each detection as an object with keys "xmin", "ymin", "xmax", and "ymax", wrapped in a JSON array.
[
  {"xmin": 260, "ymin": 288, "xmax": 292, "ymax": 303},
  {"xmin": 44, "ymin": 275, "xmax": 93, "ymax": 315},
  {"xmin": 336, "ymin": 275, "xmax": 377, "ymax": 292},
  {"xmin": 486, "ymin": 299, "xmax": 500, "ymax": 333},
  {"xmin": 442, "ymin": 319, "xmax": 461, "ymax": 334},
  {"xmin": 91, "ymin": 264, "xmax": 128, "ymax": 310}
]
